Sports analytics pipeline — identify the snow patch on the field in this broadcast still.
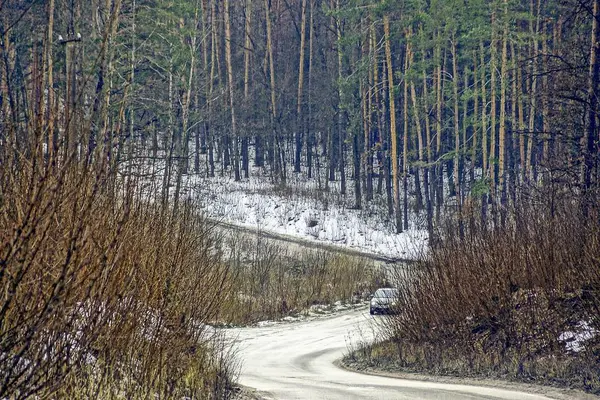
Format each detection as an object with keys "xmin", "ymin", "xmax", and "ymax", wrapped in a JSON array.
[{"xmin": 558, "ymin": 321, "xmax": 596, "ymax": 352}]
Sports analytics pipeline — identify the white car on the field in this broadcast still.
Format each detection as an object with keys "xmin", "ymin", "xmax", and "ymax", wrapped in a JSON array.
[{"xmin": 369, "ymin": 288, "xmax": 399, "ymax": 315}]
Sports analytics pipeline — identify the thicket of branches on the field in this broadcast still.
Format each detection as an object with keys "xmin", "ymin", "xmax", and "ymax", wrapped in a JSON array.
[
  {"xmin": 351, "ymin": 195, "xmax": 600, "ymax": 392},
  {"xmin": 0, "ymin": 143, "xmax": 237, "ymax": 399},
  {"xmin": 219, "ymin": 235, "xmax": 381, "ymax": 324},
  {"xmin": 0, "ymin": 2, "xmax": 239, "ymax": 399}
]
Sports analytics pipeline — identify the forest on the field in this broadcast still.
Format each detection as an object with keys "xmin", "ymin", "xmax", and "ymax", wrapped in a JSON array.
[
  {"xmin": 1, "ymin": 0, "xmax": 599, "ymax": 230},
  {"xmin": 1, "ymin": 0, "xmax": 600, "ymax": 398}
]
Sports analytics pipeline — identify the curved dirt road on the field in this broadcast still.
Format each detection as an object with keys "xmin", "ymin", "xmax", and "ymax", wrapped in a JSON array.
[{"xmin": 230, "ymin": 309, "xmax": 556, "ymax": 400}]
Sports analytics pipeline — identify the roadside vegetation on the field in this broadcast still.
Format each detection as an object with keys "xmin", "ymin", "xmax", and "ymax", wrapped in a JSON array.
[
  {"xmin": 345, "ymin": 196, "xmax": 600, "ymax": 393},
  {"xmin": 217, "ymin": 234, "xmax": 383, "ymax": 325},
  {"xmin": 0, "ymin": 152, "xmax": 240, "ymax": 398},
  {"xmin": 0, "ymin": 2, "xmax": 239, "ymax": 398}
]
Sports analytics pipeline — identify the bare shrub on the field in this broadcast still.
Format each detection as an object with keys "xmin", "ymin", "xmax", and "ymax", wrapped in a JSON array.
[
  {"xmin": 0, "ymin": 146, "xmax": 238, "ymax": 398},
  {"xmin": 373, "ymin": 199, "xmax": 600, "ymax": 391},
  {"xmin": 218, "ymin": 234, "xmax": 380, "ymax": 324}
]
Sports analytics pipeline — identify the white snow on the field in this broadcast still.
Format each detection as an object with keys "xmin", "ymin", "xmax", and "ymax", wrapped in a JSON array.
[
  {"xmin": 183, "ymin": 172, "xmax": 428, "ymax": 260},
  {"xmin": 251, "ymin": 301, "xmax": 369, "ymax": 328},
  {"xmin": 558, "ymin": 321, "xmax": 597, "ymax": 352}
]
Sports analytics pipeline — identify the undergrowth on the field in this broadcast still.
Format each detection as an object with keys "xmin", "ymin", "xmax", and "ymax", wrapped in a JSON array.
[
  {"xmin": 217, "ymin": 234, "xmax": 384, "ymax": 325},
  {"xmin": 347, "ymin": 199, "xmax": 600, "ymax": 394},
  {"xmin": 0, "ymin": 158, "xmax": 238, "ymax": 399}
]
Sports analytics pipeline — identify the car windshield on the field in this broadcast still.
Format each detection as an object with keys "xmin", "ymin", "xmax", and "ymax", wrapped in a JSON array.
[{"xmin": 374, "ymin": 288, "xmax": 398, "ymax": 298}]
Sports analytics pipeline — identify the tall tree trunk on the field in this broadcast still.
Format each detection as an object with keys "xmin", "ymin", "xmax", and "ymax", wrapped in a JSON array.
[
  {"xmin": 462, "ymin": 64, "xmax": 468, "ymax": 200},
  {"xmin": 541, "ymin": 20, "xmax": 550, "ymax": 165},
  {"xmin": 307, "ymin": 0, "xmax": 315, "ymax": 179},
  {"xmin": 381, "ymin": 59, "xmax": 393, "ymax": 214},
  {"xmin": 403, "ymin": 29, "xmax": 411, "ymax": 231},
  {"xmin": 510, "ymin": 41, "xmax": 518, "ymax": 205},
  {"xmin": 207, "ymin": 0, "xmax": 218, "ymax": 177},
  {"xmin": 244, "ymin": 0, "xmax": 253, "ymax": 100},
  {"xmin": 162, "ymin": 62, "xmax": 174, "ymax": 208},
  {"xmin": 422, "ymin": 50, "xmax": 434, "ymax": 238},
  {"xmin": 264, "ymin": 0, "xmax": 283, "ymax": 184},
  {"xmin": 353, "ymin": 116, "xmax": 362, "ymax": 209},
  {"xmin": 480, "ymin": 41, "xmax": 488, "ymax": 222},
  {"xmin": 335, "ymin": 0, "xmax": 346, "ymax": 195},
  {"xmin": 499, "ymin": 0, "xmax": 509, "ymax": 222},
  {"xmin": 490, "ymin": 12, "xmax": 498, "ymax": 202},
  {"xmin": 174, "ymin": 5, "xmax": 199, "ymax": 212},
  {"xmin": 294, "ymin": 0, "xmax": 307, "ymax": 173},
  {"xmin": 451, "ymin": 34, "xmax": 461, "ymax": 207},
  {"xmin": 364, "ymin": 17, "xmax": 374, "ymax": 202},
  {"xmin": 471, "ymin": 50, "xmax": 478, "ymax": 186},
  {"xmin": 242, "ymin": 0, "xmax": 253, "ymax": 178},
  {"xmin": 384, "ymin": 15, "xmax": 402, "ymax": 233},
  {"xmin": 410, "ymin": 65, "xmax": 424, "ymax": 212},
  {"xmin": 224, "ymin": 0, "xmax": 240, "ymax": 181},
  {"xmin": 517, "ymin": 46, "xmax": 525, "ymax": 182},
  {"xmin": 526, "ymin": 0, "xmax": 542, "ymax": 181},
  {"xmin": 46, "ymin": 0, "xmax": 56, "ymax": 165},
  {"xmin": 435, "ymin": 36, "xmax": 444, "ymax": 224},
  {"xmin": 372, "ymin": 22, "xmax": 384, "ymax": 196},
  {"xmin": 126, "ymin": 0, "xmax": 136, "ymax": 180}
]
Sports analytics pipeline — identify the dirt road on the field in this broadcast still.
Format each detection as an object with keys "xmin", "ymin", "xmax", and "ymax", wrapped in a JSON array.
[{"xmin": 229, "ymin": 309, "xmax": 560, "ymax": 400}]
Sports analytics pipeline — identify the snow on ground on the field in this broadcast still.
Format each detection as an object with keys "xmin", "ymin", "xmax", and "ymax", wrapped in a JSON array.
[
  {"xmin": 558, "ymin": 321, "xmax": 597, "ymax": 352},
  {"xmin": 181, "ymin": 171, "xmax": 428, "ymax": 260},
  {"xmin": 254, "ymin": 301, "xmax": 369, "ymax": 328}
]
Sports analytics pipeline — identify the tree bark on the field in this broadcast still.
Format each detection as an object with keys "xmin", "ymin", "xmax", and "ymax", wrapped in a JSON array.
[
  {"xmin": 294, "ymin": 0, "xmax": 307, "ymax": 173},
  {"xmin": 224, "ymin": 0, "xmax": 240, "ymax": 181},
  {"xmin": 242, "ymin": 0, "xmax": 253, "ymax": 178},
  {"xmin": 264, "ymin": 0, "xmax": 283, "ymax": 184},
  {"xmin": 384, "ymin": 15, "xmax": 402, "ymax": 233}
]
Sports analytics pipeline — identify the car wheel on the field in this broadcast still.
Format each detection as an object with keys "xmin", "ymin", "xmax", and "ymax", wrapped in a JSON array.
[{"xmin": 369, "ymin": 308, "xmax": 375, "ymax": 315}]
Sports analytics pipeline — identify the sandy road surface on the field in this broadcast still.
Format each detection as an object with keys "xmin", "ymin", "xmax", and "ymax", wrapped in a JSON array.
[{"xmin": 229, "ymin": 309, "xmax": 559, "ymax": 400}]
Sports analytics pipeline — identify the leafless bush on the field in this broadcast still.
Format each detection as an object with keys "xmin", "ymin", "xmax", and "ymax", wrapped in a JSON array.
[
  {"xmin": 373, "ymin": 198, "xmax": 600, "ymax": 391},
  {"xmin": 0, "ymin": 145, "xmax": 238, "ymax": 398},
  {"xmin": 0, "ymin": 112, "xmax": 237, "ymax": 400},
  {"xmin": 218, "ymin": 234, "xmax": 380, "ymax": 324}
]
